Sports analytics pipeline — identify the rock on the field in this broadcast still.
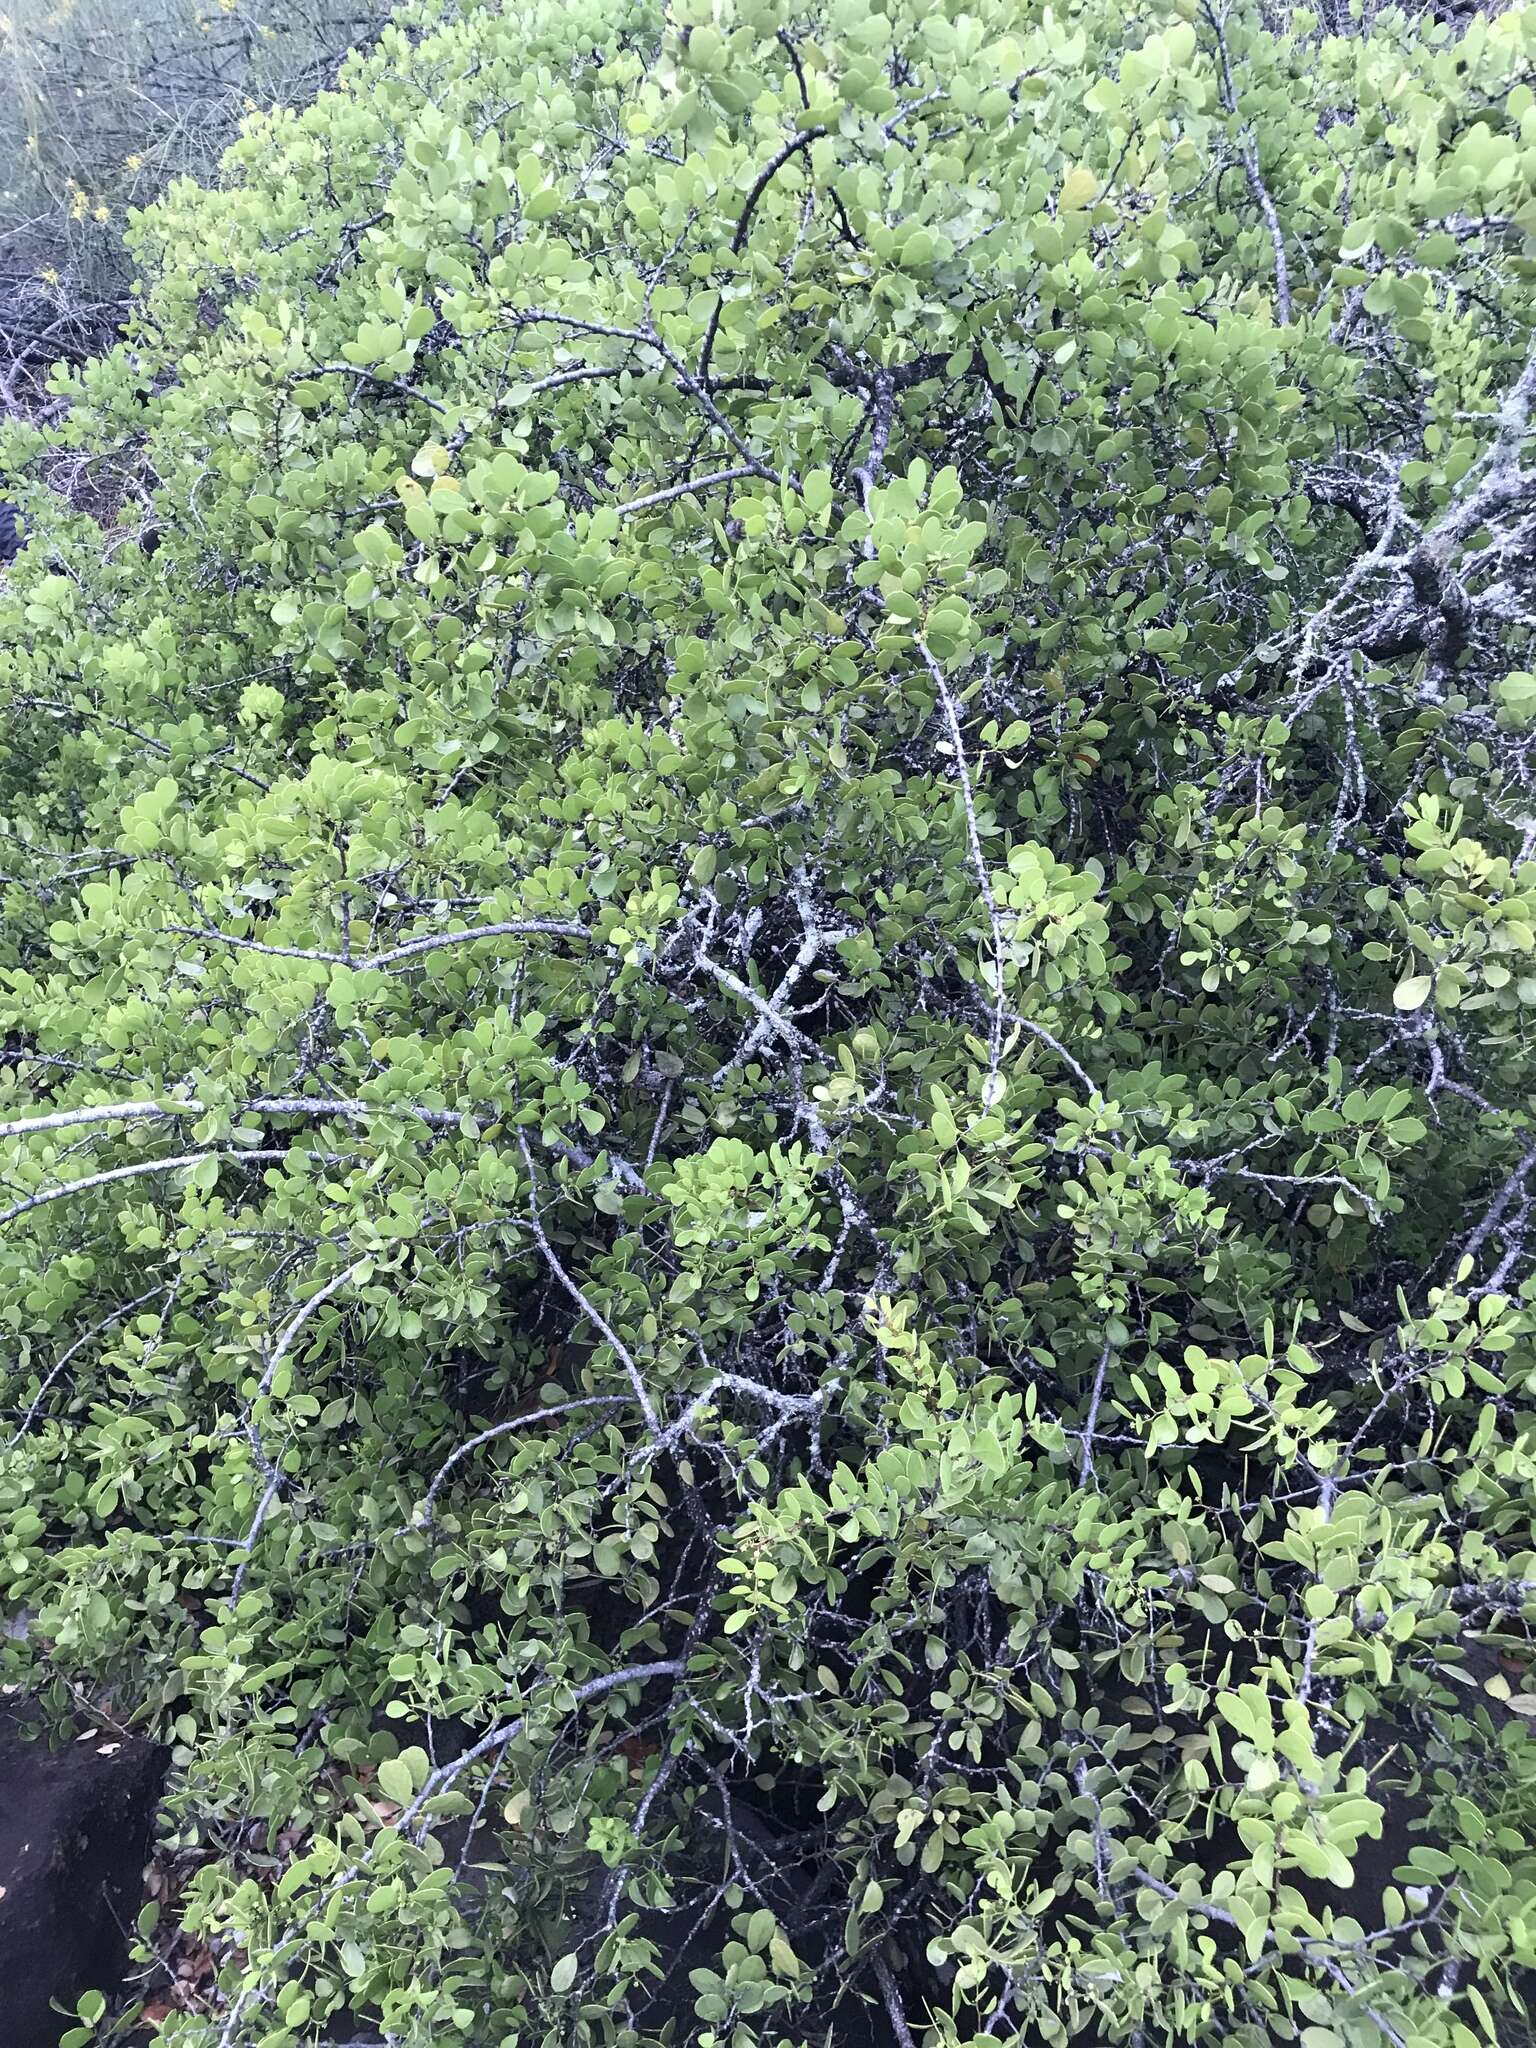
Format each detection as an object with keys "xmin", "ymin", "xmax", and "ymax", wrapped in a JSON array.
[
  {"xmin": 0, "ymin": 1702, "xmax": 165, "ymax": 2047},
  {"xmin": 0, "ymin": 503, "xmax": 18, "ymax": 565}
]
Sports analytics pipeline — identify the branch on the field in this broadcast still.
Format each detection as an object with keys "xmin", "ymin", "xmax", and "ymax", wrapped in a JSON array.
[
  {"xmin": 399, "ymin": 1658, "xmax": 689, "ymax": 1833},
  {"xmin": 616, "ymin": 464, "xmax": 759, "ymax": 519},
  {"xmin": 415, "ymin": 1394, "xmax": 628, "ymax": 1526},
  {"xmin": 0, "ymin": 1094, "xmax": 649, "ymax": 1192},
  {"xmin": 916, "ymin": 637, "xmax": 1007, "ymax": 1105},
  {"xmin": 1452, "ymin": 1143, "xmax": 1536, "ymax": 1274},
  {"xmin": 232, "ymin": 1256, "xmax": 372, "ymax": 1598},
  {"xmin": 307, "ymin": 362, "xmax": 450, "ymax": 415},
  {"xmin": 1077, "ymin": 1334, "xmax": 1113, "ymax": 1488},
  {"xmin": 731, "ymin": 127, "xmax": 826, "ymax": 254},
  {"xmin": 871, "ymin": 1953, "xmax": 920, "ymax": 2048},
  {"xmin": 1204, "ymin": 3, "xmax": 1291, "ymax": 324},
  {"xmin": 256, "ymin": 1257, "xmax": 371, "ymax": 1401},
  {"xmin": 166, "ymin": 915, "xmax": 592, "ymax": 970},
  {"xmin": 0, "ymin": 1149, "xmax": 289, "ymax": 1230},
  {"xmin": 516, "ymin": 1130, "xmax": 660, "ymax": 1435},
  {"xmin": 1239, "ymin": 137, "xmax": 1292, "ymax": 326}
]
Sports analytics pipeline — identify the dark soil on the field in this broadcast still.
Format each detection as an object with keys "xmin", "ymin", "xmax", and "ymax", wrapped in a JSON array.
[{"xmin": 0, "ymin": 1701, "xmax": 165, "ymax": 2048}]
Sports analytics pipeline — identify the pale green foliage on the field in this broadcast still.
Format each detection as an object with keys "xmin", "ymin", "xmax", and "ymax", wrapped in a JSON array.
[{"xmin": 1, "ymin": 0, "xmax": 1536, "ymax": 2044}]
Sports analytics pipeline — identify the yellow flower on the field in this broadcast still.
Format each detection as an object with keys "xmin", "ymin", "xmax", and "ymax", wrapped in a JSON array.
[
  {"xmin": 40, "ymin": 265, "xmax": 58, "ymax": 285},
  {"xmin": 94, "ymin": 203, "xmax": 109, "ymax": 221},
  {"xmin": 125, "ymin": 153, "xmax": 143, "ymax": 172}
]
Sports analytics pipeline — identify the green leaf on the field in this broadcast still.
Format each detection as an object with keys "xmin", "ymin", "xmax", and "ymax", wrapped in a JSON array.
[
  {"xmin": 973, "ymin": 1427, "xmax": 1008, "ymax": 1477},
  {"xmin": 376, "ymin": 1756, "xmax": 415, "ymax": 1805},
  {"xmin": 550, "ymin": 1952, "xmax": 579, "ymax": 1994},
  {"xmin": 1393, "ymin": 973, "xmax": 1433, "ymax": 1011}
]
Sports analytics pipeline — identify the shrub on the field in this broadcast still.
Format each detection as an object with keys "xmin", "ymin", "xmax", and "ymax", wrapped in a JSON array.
[{"xmin": 2, "ymin": 0, "xmax": 1536, "ymax": 2042}]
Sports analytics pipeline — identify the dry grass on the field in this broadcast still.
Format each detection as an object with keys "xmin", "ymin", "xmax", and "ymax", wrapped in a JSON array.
[{"xmin": 0, "ymin": 0, "xmax": 389, "ymax": 397}]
